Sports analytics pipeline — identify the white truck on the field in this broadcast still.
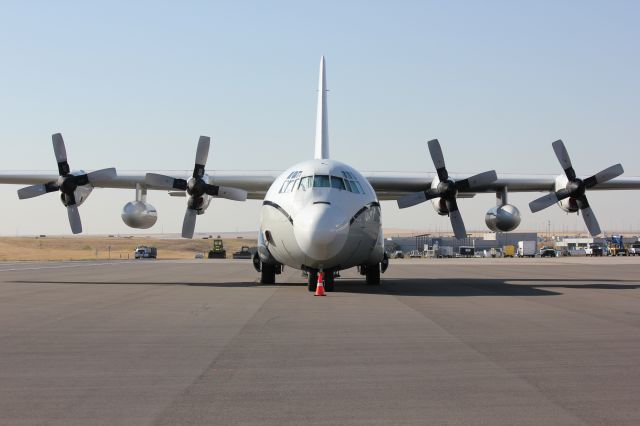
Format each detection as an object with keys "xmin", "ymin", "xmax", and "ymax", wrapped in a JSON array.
[
  {"xmin": 436, "ymin": 246, "xmax": 454, "ymax": 258},
  {"xmin": 134, "ymin": 245, "xmax": 157, "ymax": 259},
  {"xmin": 629, "ymin": 242, "xmax": 640, "ymax": 256},
  {"xmin": 517, "ymin": 241, "xmax": 536, "ymax": 258}
]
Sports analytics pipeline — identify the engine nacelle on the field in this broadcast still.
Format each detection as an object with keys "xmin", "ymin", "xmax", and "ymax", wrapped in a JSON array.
[
  {"xmin": 429, "ymin": 178, "xmax": 449, "ymax": 215},
  {"xmin": 59, "ymin": 180, "xmax": 93, "ymax": 208},
  {"xmin": 555, "ymin": 174, "xmax": 579, "ymax": 213},
  {"xmin": 485, "ymin": 204, "xmax": 521, "ymax": 232},
  {"xmin": 121, "ymin": 201, "xmax": 158, "ymax": 229}
]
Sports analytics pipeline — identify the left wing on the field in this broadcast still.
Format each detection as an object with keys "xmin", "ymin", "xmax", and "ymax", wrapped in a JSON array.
[
  {"xmin": 364, "ymin": 171, "xmax": 640, "ymax": 198},
  {"xmin": 363, "ymin": 139, "xmax": 640, "ymax": 237}
]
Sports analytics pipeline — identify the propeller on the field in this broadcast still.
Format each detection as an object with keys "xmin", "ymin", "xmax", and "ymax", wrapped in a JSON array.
[
  {"xmin": 397, "ymin": 139, "xmax": 498, "ymax": 239},
  {"xmin": 144, "ymin": 136, "xmax": 247, "ymax": 238},
  {"xmin": 528, "ymin": 140, "xmax": 623, "ymax": 236},
  {"xmin": 17, "ymin": 133, "xmax": 117, "ymax": 234}
]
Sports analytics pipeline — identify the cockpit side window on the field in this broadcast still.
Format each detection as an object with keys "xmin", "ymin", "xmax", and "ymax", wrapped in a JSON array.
[
  {"xmin": 313, "ymin": 175, "xmax": 330, "ymax": 188},
  {"xmin": 279, "ymin": 171, "xmax": 303, "ymax": 193},
  {"xmin": 339, "ymin": 170, "xmax": 365, "ymax": 194}
]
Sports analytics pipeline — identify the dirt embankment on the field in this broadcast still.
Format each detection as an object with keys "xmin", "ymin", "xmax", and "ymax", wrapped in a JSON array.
[{"xmin": 0, "ymin": 236, "xmax": 257, "ymax": 261}]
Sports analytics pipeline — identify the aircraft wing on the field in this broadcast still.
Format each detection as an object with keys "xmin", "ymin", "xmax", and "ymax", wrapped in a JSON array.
[
  {"xmin": 0, "ymin": 170, "xmax": 281, "ymax": 200},
  {"xmin": 362, "ymin": 171, "xmax": 640, "ymax": 200},
  {"xmin": 3, "ymin": 170, "xmax": 640, "ymax": 200}
]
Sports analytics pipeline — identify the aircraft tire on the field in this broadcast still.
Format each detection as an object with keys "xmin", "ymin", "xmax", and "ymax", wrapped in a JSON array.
[
  {"xmin": 261, "ymin": 263, "xmax": 276, "ymax": 284},
  {"xmin": 307, "ymin": 271, "xmax": 318, "ymax": 292},
  {"xmin": 324, "ymin": 272, "xmax": 335, "ymax": 292},
  {"xmin": 365, "ymin": 265, "xmax": 380, "ymax": 285}
]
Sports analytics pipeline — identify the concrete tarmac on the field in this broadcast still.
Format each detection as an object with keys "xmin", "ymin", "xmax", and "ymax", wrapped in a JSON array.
[{"xmin": 0, "ymin": 258, "xmax": 639, "ymax": 425}]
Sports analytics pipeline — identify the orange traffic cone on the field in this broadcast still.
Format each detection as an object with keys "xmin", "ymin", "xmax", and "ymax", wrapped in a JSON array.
[{"xmin": 315, "ymin": 272, "xmax": 326, "ymax": 296}]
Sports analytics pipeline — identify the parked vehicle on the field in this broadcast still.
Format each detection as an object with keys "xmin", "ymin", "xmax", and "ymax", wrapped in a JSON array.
[
  {"xmin": 458, "ymin": 246, "xmax": 475, "ymax": 257},
  {"xmin": 389, "ymin": 250, "xmax": 404, "ymax": 259},
  {"xmin": 607, "ymin": 235, "xmax": 627, "ymax": 256},
  {"xmin": 584, "ymin": 243, "xmax": 604, "ymax": 257},
  {"xmin": 517, "ymin": 241, "xmax": 536, "ymax": 258},
  {"xmin": 503, "ymin": 245, "xmax": 516, "ymax": 258},
  {"xmin": 408, "ymin": 250, "xmax": 422, "ymax": 258},
  {"xmin": 134, "ymin": 246, "xmax": 157, "ymax": 259},
  {"xmin": 232, "ymin": 246, "xmax": 254, "ymax": 259},
  {"xmin": 436, "ymin": 246, "xmax": 454, "ymax": 258},
  {"xmin": 540, "ymin": 247, "xmax": 557, "ymax": 257},
  {"xmin": 629, "ymin": 243, "xmax": 640, "ymax": 256},
  {"xmin": 480, "ymin": 248, "xmax": 503, "ymax": 258},
  {"xmin": 208, "ymin": 239, "xmax": 226, "ymax": 259}
]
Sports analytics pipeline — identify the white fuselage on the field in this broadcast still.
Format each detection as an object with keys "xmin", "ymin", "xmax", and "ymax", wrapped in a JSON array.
[{"xmin": 257, "ymin": 159, "xmax": 384, "ymax": 272}]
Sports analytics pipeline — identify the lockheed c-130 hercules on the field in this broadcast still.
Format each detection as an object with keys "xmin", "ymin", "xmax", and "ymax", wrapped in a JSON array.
[{"xmin": 1, "ymin": 57, "xmax": 638, "ymax": 292}]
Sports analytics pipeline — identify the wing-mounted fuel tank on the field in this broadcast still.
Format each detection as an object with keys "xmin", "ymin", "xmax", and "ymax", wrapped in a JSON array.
[
  {"xmin": 121, "ymin": 201, "xmax": 158, "ymax": 229},
  {"xmin": 484, "ymin": 187, "xmax": 521, "ymax": 232},
  {"xmin": 485, "ymin": 204, "xmax": 521, "ymax": 232},
  {"xmin": 121, "ymin": 183, "xmax": 158, "ymax": 229}
]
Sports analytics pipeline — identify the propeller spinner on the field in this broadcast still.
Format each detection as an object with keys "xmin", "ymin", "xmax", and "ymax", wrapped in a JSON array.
[
  {"xmin": 17, "ymin": 133, "xmax": 117, "ymax": 234},
  {"xmin": 528, "ymin": 140, "xmax": 623, "ymax": 236},
  {"xmin": 145, "ymin": 136, "xmax": 247, "ymax": 238},
  {"xmin": 397, "ymin": 139, "xmax": 498, "ymax": 239}
]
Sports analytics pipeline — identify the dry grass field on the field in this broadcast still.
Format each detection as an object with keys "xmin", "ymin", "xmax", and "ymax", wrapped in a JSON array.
[{"xmin": 0, "ymin": 236, "xmax": 257, "ymax": 261}]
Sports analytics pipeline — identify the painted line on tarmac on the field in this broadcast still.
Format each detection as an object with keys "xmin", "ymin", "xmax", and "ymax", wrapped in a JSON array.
[{"xmin": 0, "ymin": 262, "xmax": 131, "ymax": 272}]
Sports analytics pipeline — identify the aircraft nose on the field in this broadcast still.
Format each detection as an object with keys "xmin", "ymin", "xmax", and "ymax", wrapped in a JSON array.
[{"xmin": 294, "ymin": 203, "xmax": 349, "ymax": 262}]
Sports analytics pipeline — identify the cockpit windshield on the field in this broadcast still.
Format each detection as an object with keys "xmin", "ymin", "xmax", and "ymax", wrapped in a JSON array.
[
  {"xmin": 331, "ymin": 176, "xmax": 346, "ymax": 190},
  {"xmin": 279, "ymin": 171, "xmax": 365, "ymax": 194}
]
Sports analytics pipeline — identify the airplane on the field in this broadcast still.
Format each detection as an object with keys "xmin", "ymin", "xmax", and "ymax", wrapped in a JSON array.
[{"xmin": 1, "ymin": 56, "xmax": 639, "ymax": 292}]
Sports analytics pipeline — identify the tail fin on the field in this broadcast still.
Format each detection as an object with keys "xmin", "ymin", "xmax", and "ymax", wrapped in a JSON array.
[{"xmin": 314, "ymin": 56, "xmax": 329, "ymax": 159}]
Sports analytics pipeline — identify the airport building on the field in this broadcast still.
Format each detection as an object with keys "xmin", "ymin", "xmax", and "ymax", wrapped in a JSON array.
[{"xmin": 386, "ymin": 232, "xmax": 538, "ymax": 256}]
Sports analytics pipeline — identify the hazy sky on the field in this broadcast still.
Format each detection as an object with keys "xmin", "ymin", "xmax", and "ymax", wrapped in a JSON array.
[{"xmin": 0, "ymin": 1, "xmax": 639, "ymax": 236}]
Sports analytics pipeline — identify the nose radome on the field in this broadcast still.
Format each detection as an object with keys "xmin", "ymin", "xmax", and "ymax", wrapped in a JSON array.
[{"xmin": 294, "ymin": 203, "xmax": 349, "ymax": 261}]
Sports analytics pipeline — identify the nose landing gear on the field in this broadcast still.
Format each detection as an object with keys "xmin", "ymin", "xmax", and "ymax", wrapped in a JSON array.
[{"xmin": 307, "ymin": 269, "xmax": 335, "ymax": 292}]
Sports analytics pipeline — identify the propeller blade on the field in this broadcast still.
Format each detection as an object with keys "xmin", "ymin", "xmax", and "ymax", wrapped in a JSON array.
[
  {"xmin": 397, "ymin": 192, "xmax": 427, "ymax": 209},
  {"xmin": 66, "ymin": 204, "xmax": 82, "ymax": 234},
  {"xmin": 445, "ymin": 198, "xmax": 467, "ymax": 239},
  {"xmin": 583, "ymin": 164, "xmax": 624, "ymax": 188},
  {"xmin": 52, "ymin": 133, "xmax": 67, "ymax": 163},
  {"xmin": 427, "ymin": 139, "xmax": 448, "ymax": 181},
  {"xmin": 397, "ymin": 188, "xmax": 440, "ymax": 209},
  {"xmin": 86, "ymin": 167, "xmax": 117, "ymax": 183},
  {"xmin": 193, "ymin": 136, "xmax": 211, "ymax": 178},
  {"xmin": 17, "ymin": 182, "xmax": 58, "ymax": 200},
  {"xmin": 181, "ymin": 208, "xmax": 197, "ymax": 239},
  {"xmin": 455, "ymin": 170, "xmax": 498, "ymax": 191},
  {"xmin": 529, "ymin": 192, "xmax": 559, "ymax": 213},
  {"xmin": 575, "ymin": 196, "xmax": 601, "ymax": 236},
  {"xmin": 215, "ymin": 186, "xmax": 248, "ymax": 201},
  {"xmin": 145, "ymin": 173, "xmax": 188, "ymax": 191},
  {"xmin": 52, "ymin": 133, "xmax": 70, "ymax": 176},
  {"xmin": 580, "ymin": 206, "xmax": 601, "ymax": 236},
  {"xmin": 552, "ymin": 139, "xmax": 576, "ymax": 180}
]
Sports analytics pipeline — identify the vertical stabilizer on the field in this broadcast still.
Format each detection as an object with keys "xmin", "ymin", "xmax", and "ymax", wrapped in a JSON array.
[{"xmin": 314, "ymin": 56, "xmax": 329, "ymax": 159}]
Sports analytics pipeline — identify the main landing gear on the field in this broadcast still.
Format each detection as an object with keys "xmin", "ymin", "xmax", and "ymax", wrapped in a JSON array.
[{"xmin": 358, "ymin": 264, "xmax": 381, "ymax": 285}]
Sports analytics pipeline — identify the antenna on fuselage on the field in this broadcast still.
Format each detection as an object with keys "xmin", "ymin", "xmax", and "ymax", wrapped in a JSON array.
[{"xmin": 314, "ymin": 56, "xmax": 329, "ymax": 160}]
